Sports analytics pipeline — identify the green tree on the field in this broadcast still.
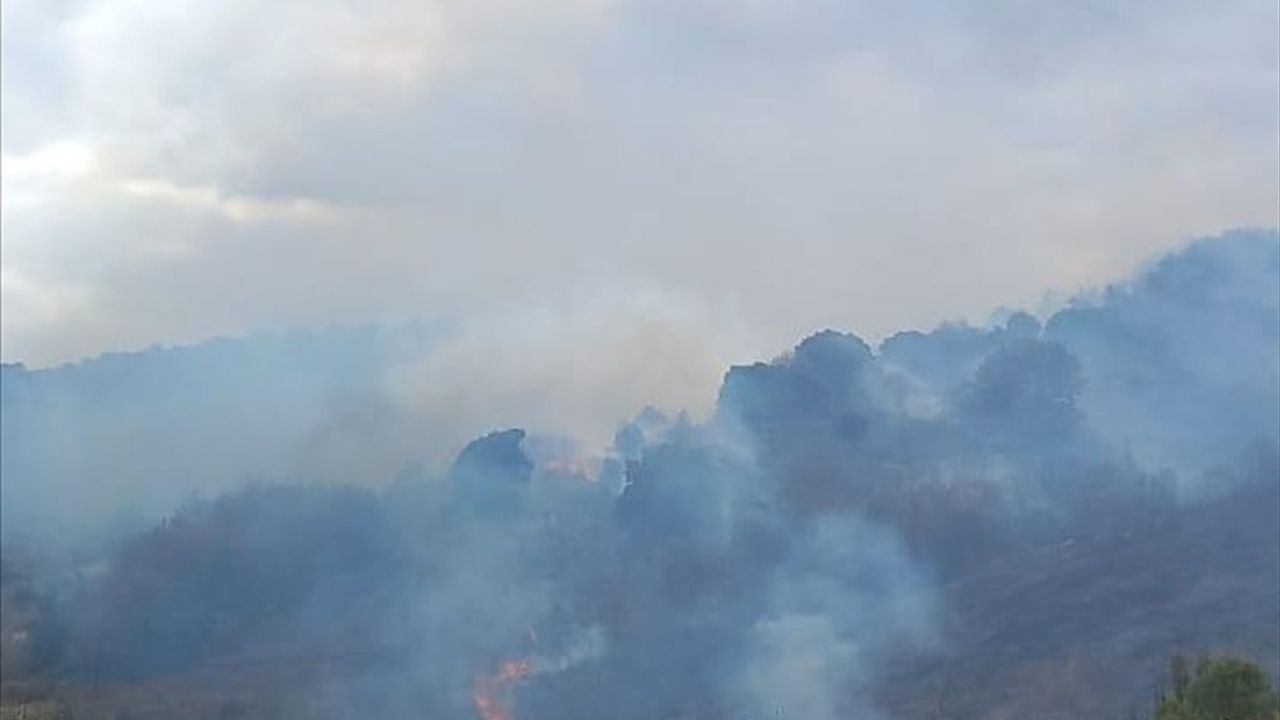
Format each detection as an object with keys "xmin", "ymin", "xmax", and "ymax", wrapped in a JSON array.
[{"xmin": 1156, "ymin": 656, "xmax": 1279, "ymax": 720}]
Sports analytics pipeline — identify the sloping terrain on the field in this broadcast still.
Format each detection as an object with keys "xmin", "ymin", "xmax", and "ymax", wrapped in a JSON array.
[
  {"xmin": 879, "ymin": 479, "xmax": 1280, "ymax": 719},
  {"xmin": 2, "ymin": 233, "xmax": 1278, "ymax": 719}
]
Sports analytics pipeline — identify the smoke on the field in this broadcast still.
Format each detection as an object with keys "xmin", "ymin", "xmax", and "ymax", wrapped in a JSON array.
[
  {"xmin": 381, "ymin": 294, "xmax": 739, "ymax": 452},
  {"xmin": 736, "ymin": 614, "xmax": 862, "ymax": 720},
  {"xmin": 727, "ymin": 519, "xmax": 937, "ymax": 720},
  {"xmin": 1, "ymin": 229, "xmax": 1277, "ymax": 718},
  {"xmin": 1046, "ymin": 228, "xmax": 1280, "ymax": 480},
  {"xmin": 0, "ymin": 295, "xmax": 743, "ymax": 545}
]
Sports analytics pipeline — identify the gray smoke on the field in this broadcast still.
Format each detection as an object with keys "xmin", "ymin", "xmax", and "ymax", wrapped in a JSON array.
[{"xmin": 1, "ymin": 229, "xmax": 1276, "ymax": 718}]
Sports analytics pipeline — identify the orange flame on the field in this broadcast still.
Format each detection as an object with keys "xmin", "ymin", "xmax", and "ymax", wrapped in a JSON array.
[{"xmin": 473, "ymin": 659, "xmax": 533, "ymax": 720}]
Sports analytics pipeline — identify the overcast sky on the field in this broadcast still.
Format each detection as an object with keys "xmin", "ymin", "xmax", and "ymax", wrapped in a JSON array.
[{"xmin": 3, "ymin": 0, "xmax": 1278, "ymax": 383}]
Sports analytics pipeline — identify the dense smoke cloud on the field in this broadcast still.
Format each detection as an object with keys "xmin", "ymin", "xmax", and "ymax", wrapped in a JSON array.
[
  {"xmin": 3, "ymin": 0, "xmax": 1277, "ymax": 368},
  {"xmin": 1, "ymin": 230, "xmax": 1277, "ymax": 718}
]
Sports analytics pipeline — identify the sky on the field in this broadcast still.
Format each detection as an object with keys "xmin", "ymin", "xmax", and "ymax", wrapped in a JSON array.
[{"xmin": 3, "ymin": 0, "xmax": 1278, "ymax": 387}]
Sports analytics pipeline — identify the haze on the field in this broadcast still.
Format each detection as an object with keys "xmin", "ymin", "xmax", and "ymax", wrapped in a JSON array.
[{"xmin": 4, "ymin": 1, "xmax": 1278, "ymax": 401}]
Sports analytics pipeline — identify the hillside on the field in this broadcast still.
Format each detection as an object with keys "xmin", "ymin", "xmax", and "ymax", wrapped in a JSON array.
[{"xmin": 2, "ymin": 231, "xmax": 1278, "ymax": 719}]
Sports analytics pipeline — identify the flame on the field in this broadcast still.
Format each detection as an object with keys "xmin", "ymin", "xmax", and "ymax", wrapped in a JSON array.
[{"xmin": 473, "ymin": 659, "xmax": 533, "ymax": 720}]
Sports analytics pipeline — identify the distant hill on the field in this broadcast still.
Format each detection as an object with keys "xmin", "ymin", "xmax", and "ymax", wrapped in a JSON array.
[{"xmin": 2, "ymin": 230, "xmax": 1277, "ymax": 719}]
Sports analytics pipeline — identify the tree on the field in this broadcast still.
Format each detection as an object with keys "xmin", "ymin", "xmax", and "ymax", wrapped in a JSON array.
[{"xmin": 1156, "ymin": 655, "xmax": 1279, "ymax": 720}]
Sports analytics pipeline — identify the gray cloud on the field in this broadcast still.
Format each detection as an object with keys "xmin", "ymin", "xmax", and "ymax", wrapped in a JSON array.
[{"xmin": 3, "ymin": 0, "xmax": 1277, "ymax": 422}]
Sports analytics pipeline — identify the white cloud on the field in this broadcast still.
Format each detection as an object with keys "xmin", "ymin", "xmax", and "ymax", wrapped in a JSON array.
[
  {"xmin": 2, "ymin": 140, "xmax": 94, "ymax": 180},
  {"xmin": 116, "ymin": 177, "xmax": 334, "ymax": 224}
]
